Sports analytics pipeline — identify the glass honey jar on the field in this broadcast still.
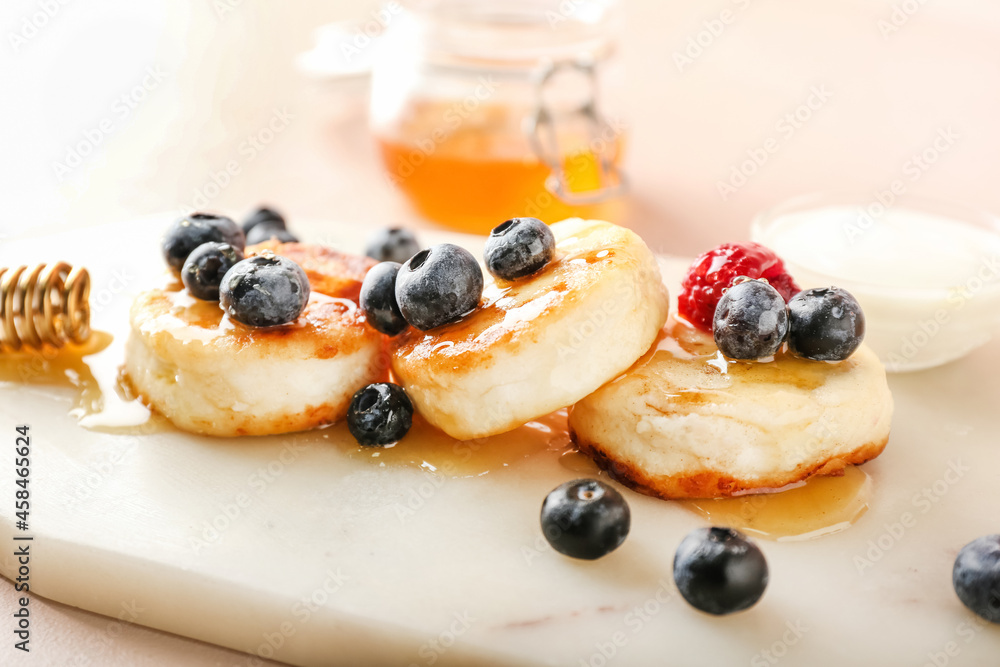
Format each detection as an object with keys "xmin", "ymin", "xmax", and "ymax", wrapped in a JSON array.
[{"xmin": 370, "ymin": 0, "xmax": 626, "ymax": 233}]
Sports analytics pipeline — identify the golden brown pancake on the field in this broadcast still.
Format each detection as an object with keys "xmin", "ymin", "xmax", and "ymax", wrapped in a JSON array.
[
  {"xmin": 391, "ymin": 219, "xmax": 670, "ymax": 440},
  {"xmin": 569, "ymin": 318, "xmax": 893, "ymax": 499},
  {"xmin": 125, "ymin": 245, "xmax": 387, "ymax": 437}
]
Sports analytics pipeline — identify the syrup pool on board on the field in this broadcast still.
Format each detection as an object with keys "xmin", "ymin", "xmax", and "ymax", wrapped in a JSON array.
[
  {"xmin": 317, "ymin": 409, "xmax": 575, "ymax": 479},
  {"xmin": 0, "ymin": 331, "xmax": 160, "ymax": 433},
  {"xmin": 679, "ymin": 466, "xmax": 872, "ymax": 541}
]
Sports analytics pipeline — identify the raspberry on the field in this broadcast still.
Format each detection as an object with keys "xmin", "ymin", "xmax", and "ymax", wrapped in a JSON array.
[{"xmin": 678, "ymin": 242, "xmax": 800, "ymax": 332}]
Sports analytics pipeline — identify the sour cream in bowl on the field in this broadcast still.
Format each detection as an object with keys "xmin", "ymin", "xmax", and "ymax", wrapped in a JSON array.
[{"xmin": 752, "ymin": 193, "xmax": 1000, "ymax": 372}]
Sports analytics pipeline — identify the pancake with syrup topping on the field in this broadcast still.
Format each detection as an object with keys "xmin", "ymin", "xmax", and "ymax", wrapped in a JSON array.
[
  {"xmin": 568, "ymin": 318, "xmax": 893, "ymax": 499},
  {"xmin": 125, "ymin": 243, "xmax": 387, "ymax": 436},
  {"xmin": 391, "ymin": 219, "xmax": 670, "ymax": 440}
]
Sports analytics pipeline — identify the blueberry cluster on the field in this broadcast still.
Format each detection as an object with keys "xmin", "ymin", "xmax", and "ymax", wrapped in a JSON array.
[
  {"xmin": 713, "ymin": 279, "xmax": 865, "ymax": 362},
  {"xmin": 349, "ymin": 219, "xmax": 557, "ymax": 443},
  {"xmin": 161, "ymin": 207, "xmax": 309, "ymax": 327},
  {"xmin": 359, "ymin": 218, "xmax": 556, "ymax": 336},
  {"xmin": 360, "ymin": 242, "xmax": 483, "ymax": 334}
]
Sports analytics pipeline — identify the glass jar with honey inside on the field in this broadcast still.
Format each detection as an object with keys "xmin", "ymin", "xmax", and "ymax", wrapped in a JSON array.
[{"xmin": 370, "ymin": 0, "xmax": 626, "ymax": 234}]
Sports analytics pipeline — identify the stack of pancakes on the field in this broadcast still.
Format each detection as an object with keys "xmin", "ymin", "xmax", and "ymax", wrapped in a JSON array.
[{"xmin": 125, "ymin": 220, "xmax": 892, "ymax": 498}]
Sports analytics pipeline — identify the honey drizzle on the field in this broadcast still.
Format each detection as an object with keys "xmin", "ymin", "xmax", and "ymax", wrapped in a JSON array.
[
  {"xmin": 394, "ymin": 243, "xmax": 617, "ymax": 358},
  {"xmin": 342, "ymin": 409, "xmax": 573, "ymax": 478},
  {"xmin": 628, "ymin": 317, "xmax": 859, "ymax": 392},
  {"xmin": 0, "ymin": 330, "xmax": 163, "ymax": 433}
]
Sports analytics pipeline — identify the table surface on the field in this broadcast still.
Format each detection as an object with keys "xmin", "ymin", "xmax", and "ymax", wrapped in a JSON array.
[{"xmin": 3, "ymin": 0, "xmax": 1000, "ymax": 665}]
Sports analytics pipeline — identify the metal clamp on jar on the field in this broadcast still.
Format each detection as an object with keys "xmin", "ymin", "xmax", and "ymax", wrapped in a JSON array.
[{"xmin": 370, "ymin": 0, "xmax": 626, "ymax": 233}]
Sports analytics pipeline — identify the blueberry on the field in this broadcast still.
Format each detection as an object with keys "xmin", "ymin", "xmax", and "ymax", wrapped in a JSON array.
[
  {"xmin": 181, "ymin": 242, "xmax": 244, "ymax": 301},
  {"xmin": 787, "ymin": 287, "xmax": 865, "ymax": 361},
  {"xmin": 540, "ymin": 479, "xmax": 630, "ymax": 560},
  {"xmin": 360, "ymin": 262, "xmax": 408, "ymax": 336},
  {"xmin": 484, "ymin": 217, "xmax": 555, "ymax": 280},
  {"xmin": 219, "ymin": 252, "xmax": 310, "ymax": 327},
  {"xmin": 162, "ymin": 213, "xmax": 244, "ymax": 271},
  {"xmin": 395, "ymin": 244, "xmax": 483, "ymax": 331},
  {"xmin": 713, "ymin": 278, "xmax": 789, "ymax": 360},
  {"xmin": 241, "ymin": 206, "xmax": 286, "ymax": 234},
  {"xmin": 953, "ymin": 534, "xmax": 1000, "ymax": 624},
  {"xmin": 673, "ymin": 527, "xmax": 769, "ymax": 615},
  {"xmin": 246, "ymin": 223, "xmax": 299, "ymax": 245},
  {"xmin": 365, "ymin": 227, "xmax": 421, "ymax": 264},
  {"xmin": 347, "ymin": 382, "xmax": 414, "ymax": 446}
]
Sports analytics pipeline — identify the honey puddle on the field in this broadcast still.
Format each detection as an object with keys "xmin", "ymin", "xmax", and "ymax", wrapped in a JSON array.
[
  {"xmin": 310, "ymin": 409, "xmax": 575, "ymax": 478},
  {"xmin": 679, "ymin": 466, "xmax": 872, "ymax": 541},
  {"xmin": 0, "ymin": 332, "xmax": 163, "ymax": 433}
]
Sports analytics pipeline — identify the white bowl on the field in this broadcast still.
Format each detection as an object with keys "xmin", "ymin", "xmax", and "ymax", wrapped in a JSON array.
[{"xmin": 751, "ymin": 193, "xmax": 1000, "ymax": 372}]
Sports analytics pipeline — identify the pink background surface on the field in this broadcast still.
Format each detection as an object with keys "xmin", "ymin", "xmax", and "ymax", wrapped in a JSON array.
[{"xmin": 2, "ymin": 0, "xmax": 999, "ymax": 664}]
